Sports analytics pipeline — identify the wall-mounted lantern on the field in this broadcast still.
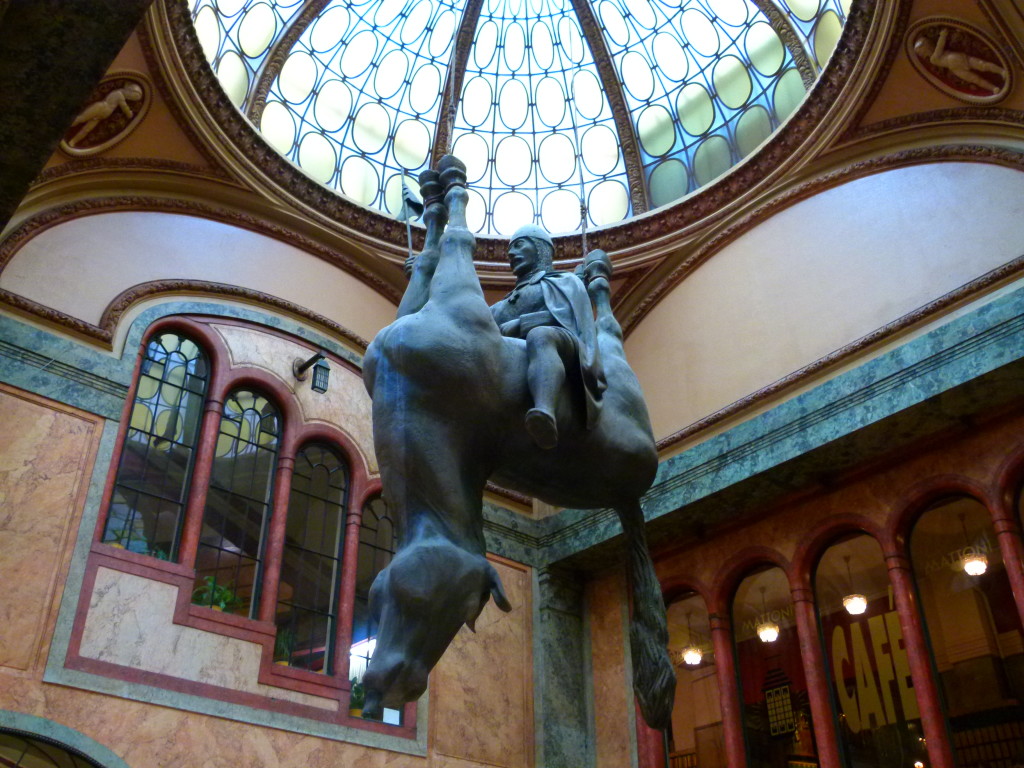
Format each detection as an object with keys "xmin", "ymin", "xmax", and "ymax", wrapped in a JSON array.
[{"xmin": 294, "ymin": 352, "xmax": 331, "ymax": 394}]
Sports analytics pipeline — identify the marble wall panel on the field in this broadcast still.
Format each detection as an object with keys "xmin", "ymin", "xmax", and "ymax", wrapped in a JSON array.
[
  {"xmin": 0, "ymin": 676, "xmax": 423, "ymax": 768},
  {"xmin": 212, "ymin": 324, "xmax": 377, "ymax": 473},
  {"xmin": 588, "ymin": 569, "xmax": 634, "ymax": 768},
  {"xmin": 430, "ymin": 559, "xmax": 533, "ymax": 768},
  {"xmin": 79, "ymin": 567, "xmax": 336, "ymax": 710},
  {"xmin": 0, "ymin": 385, "xmax": 101, "ymax": 674}
]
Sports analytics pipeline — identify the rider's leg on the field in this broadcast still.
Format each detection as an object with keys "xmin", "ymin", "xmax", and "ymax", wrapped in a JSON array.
[{"xmin": 524, "ymin": 326, "xmax": 574, "ymax": 449}]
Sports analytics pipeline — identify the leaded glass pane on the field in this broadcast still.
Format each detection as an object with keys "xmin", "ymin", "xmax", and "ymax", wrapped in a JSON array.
[
  {"xmin": 263, "ymin": 0, "xmax": 458, "ymax": 213},
  {"xmin": 0, "ymin": 731, "xmax": 105, "ymax": 768},
  {"xmin": 190, "ymin": 0, "xmax": 306, "ymax": 108},
  {"xmin": 103, "ymin": 332, "xmax": 209, "ymax": 560},
  {"xmin": 275, "ymin": 443, "xmax": 348, "ymax": 674},
  {"xmin": 194, "ymin": 389, "xmax": 280, "ymax": 618},
  {"xmin": 350, "ymin": 496, "xmax": 402, "ymax": 724},
  {"xmin": 192, "ymin": 0, "xmax": 847, "ymax": 228}
]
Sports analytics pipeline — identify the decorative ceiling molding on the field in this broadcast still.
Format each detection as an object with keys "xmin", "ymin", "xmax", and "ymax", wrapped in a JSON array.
[
  {"xmin": 848, "ymin": 106, "xmax": 1024, "ymax": 143},
  {"xmin": 33, "ymin": 157, "xmax": 231, "ymax": 186},
  {"xmin": 0, "ymin": 279, "xmax": 370, "ymax": 351},
  {"xmin": 655, "ymin": 250, "xmax": 1024, "ymax": 453},
  {"xmin": 246, "ymin": 0, "xmax": 332, "ymax": 124},
  {"xmin": 568, "ymin": 0, "xmax": 649, "ymax": 214},
  {"xmin": 751, "ymin": 0, "xmax": 818, "ymax": 88},
  {"xmin": 431, "ymin": 0, "xmax": 484, "ymax": 166},
  {"xmin": 838, "ymin": 0, "xmax": 913, "ymax": 143},
  {"xmin": 0, "ymin": 194, "xmax": 403, "ymax": 305},
  {"xmin": 622, "ymin": 144, "xmax": 1024, "ymax": 337}
]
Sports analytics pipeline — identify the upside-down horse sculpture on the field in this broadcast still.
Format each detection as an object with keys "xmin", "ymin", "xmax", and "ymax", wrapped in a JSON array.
[{"xmin": 361, "ymin": 155, "xmax": 675, "ymax": 729}]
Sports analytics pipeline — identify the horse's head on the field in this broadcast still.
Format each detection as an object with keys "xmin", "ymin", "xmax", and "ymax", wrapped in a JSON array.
[{"xmin": 360, "ymin": 537, "xmax": 511, "ymax": 717}]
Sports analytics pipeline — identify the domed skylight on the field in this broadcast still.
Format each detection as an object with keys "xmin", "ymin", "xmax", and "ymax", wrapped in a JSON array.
[{"xmin": 190, "ymin": 0, "xmax": 848, "ymax": 236}]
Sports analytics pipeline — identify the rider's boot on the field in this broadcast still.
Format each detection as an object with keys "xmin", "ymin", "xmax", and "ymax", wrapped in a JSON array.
[{"xmin": 525, "ymin": 408, "xmax": 558, "ymax": 450}]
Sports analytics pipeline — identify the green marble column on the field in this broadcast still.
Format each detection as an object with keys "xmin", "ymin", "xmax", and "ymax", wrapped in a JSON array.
[{"xmin": 534, "ymin": 566, "xmax": 595, "ymax": 768}]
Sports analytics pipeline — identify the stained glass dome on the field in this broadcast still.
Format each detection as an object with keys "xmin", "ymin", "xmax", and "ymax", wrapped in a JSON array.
[{"xmin": 190, "ymin": 0, "xmax": 848, "ymax": 236}]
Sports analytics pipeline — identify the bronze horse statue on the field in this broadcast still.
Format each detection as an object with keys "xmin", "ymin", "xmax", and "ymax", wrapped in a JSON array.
[{"xmin": 361, "ymin": 155, "xmax": 675, "ymax": 730}]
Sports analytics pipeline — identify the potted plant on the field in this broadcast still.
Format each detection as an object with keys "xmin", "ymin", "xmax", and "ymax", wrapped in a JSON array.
[
  {"xmin": 191, "ymin": 576, "xmax": 243, "ymax": 612},
  {"xmin": 349, "ymin": 678, "xmax": 365, "ymax": 717},
  {"xmin": 274, "ymin": 627, "xmax": 296, "ymax": 665}
]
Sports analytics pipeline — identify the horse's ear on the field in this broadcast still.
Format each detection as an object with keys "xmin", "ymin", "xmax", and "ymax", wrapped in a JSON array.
[{"xmin": 488, "ymin": 566, "xmax": 512, "ymax": 613}]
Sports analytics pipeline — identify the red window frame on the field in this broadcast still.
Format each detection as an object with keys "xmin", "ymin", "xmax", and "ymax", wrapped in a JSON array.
[{"xmin": 71, "ymin": 316, "xmax": 415, "ymax": 737}]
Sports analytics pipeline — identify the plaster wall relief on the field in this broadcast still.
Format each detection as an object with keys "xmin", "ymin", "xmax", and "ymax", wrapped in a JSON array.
[
  {"xmin": 0, "ymin": 385, "xmax": 102, "ymax": 676},
  {"xmin": 907, "ymin": 18, "xmax": 1012, "ymax": 103},
  {"xmin": 211, "ymin": 323, "xmax": 377, "ymax": 472},
  {"xmin": 59, "ymin": 72, "xmax": 152, "ymax": 157},
  {"xmin": 78, "ymin": 568, "xmax": 337, "ymax": 711}
]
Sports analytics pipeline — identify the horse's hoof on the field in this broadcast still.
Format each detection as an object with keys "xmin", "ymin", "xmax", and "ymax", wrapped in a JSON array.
[
  {"xmin": 584, "ymin": 249, "xmax": 613, "ymax": 284},
  {"xmin": 525, "ymin": 408, "xmax": 558, "ymax": 450},
  {"xmin": 418, "ymin": 169, "xmax": 443, "ymax": 206},
  {"xmin": 438, "ymin": 155, "xmax": 467, "ymax": 193}
]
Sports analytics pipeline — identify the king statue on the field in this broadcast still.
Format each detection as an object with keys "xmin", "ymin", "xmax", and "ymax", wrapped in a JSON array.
[{"xmin": 489, "ymin": 224, "xmax": 606, "ymax": 449}]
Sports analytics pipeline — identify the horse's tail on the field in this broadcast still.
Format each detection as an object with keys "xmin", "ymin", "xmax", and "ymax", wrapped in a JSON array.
[{"xmin": 616, "ymin": 499, "xmax": 676, "ymax": 731}]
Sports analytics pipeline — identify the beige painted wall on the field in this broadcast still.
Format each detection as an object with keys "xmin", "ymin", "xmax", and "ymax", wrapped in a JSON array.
[
  {"xmin": 0, "ymin": 212, "xmax": 397, "ymax": 343},
  {"xmin": 628, "ymin": 162, "xmax": 1024, "ymax": 440}
]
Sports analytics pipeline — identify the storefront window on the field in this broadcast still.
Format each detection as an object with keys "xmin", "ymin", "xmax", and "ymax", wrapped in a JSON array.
[
  {"xmin": 733, "ymin": 566, "xmax": 817, "ymax": 767},
  {"xmin": 666, "ymin": 592, "xmax": 723, "ymax": 768},
  {"xmin": 815, "ymin": 534, "xmax": 927, "ymax": 767},
  {"xmin": 912, "ymin": 496, "xmax": 1024, "ymax": 766}
]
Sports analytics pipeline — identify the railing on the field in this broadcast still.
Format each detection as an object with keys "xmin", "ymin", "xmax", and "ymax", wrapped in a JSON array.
[{"xmin": 668, "ymin": 751, "xmax": 697, "ymax": 768}]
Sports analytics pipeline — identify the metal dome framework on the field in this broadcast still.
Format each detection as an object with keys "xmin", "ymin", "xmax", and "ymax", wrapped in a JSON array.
[{"xmin": 190, "ymin": 0, "xmax": 848, "ymax": 237}]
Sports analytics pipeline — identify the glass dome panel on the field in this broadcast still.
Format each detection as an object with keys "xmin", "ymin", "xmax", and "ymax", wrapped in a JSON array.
[{"xmin": 191, "ymin": 0, "xmax": 847, "ymax": 232}]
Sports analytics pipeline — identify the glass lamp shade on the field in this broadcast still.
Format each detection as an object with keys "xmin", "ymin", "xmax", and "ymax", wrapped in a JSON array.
[
  {"xmin": 311, "ymin": 358, "xmax": 331, "ymax": 393},
  {"xmin": 962, "ymin": 552, "xmax": 988, "ymax": 576},
  {"xmin": 843, "ymin": 594, "xmax": 868, "ymax": 615},
  {"xmin": 757, "ymin": 621, "xmax": 780, "ymax": 643},
  {"xmin": 681, "ymin": 646, "xmax": 703, "ymax": 666}
]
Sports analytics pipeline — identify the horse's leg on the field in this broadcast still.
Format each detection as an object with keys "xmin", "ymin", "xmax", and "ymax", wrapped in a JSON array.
[
  {"xmin": 396, "ymin": 170, "xmax": 446, "ymax": 318},
  {"xmin": 583, "ymin": 249, "xmax": 625, "ymax": 348},
  {"xmin": 616, "ymin": 498, "xmax": 676, "ymax": 731},
  {"xmin": 425, "ymin": 155, "xmax": 493, "ymax": 315}
]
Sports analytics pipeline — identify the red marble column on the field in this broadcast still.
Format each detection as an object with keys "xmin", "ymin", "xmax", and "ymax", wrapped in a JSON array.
[
  {"xmin": 791, "ymin": 585, "xmax": 841, "ymax": 768},
  {"xmin": 635, "ymin": 705, "xmax": 667, "ymax": 768},
  {"xmin": 334, "ymin": 503, "xmax": 366, "ymax": 683},
  {"xmin": 886, "ymin": 552, "xmax": 955, "ymax": 768},
  {"xmin": 257, "ymin": 454, "xmax": 295, "ymax": 623},
  {"xmin": 176, "ymin": 396, "xmax": 224, "ymax": 568},
  {"xmin": 990, "ymin": 500, "xmax": 1024, "ymax": 623},
  {"xmin": 709, "ymin": 612, "xmax": 747, "ymax": 768}
]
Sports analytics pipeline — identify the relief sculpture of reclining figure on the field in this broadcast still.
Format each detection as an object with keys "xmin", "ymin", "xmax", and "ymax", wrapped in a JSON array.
[{"xmin": 361, "ymin": 155, "xmax": 675, "ymax": 730}]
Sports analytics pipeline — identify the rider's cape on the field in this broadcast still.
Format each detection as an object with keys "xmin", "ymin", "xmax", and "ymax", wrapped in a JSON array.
[{"xmin": 538, "ymin": 272, "xmax": 607, "ymax": 428}]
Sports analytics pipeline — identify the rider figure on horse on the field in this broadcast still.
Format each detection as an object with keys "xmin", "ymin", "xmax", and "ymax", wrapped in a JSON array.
[{"xmin": 489, "ymin": 224, "xmax": 607, "ymax": 449}]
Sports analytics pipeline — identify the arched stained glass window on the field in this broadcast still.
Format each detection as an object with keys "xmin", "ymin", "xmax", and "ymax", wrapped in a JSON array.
[
  {"xmin": 0, "ymin": 731, "xmax": 106, "ymax": 768},
  {"xmin": 102, "ymin": 331, "xmax": 208, "ymax": 559},
  {"xmin": 191, "ymin": 0, "xmax": 847, "ymax": 228},
  {"xmin": 350, "ymin": 495, "xmax": 401, "ymax": 723},
  {"xmin": 814, "ymin": 534, "xmax": 927, "ymax": 768},
  {"xmin": 274, "ymin": 443, "xmax": 349, "ymax": 673},
  {"xmin": 732, "ymin": 566, "xmax": 818, "ymax": 767},
  {"xmin": 194, "ymin": 389, "xmax": 280, "ymax": 618}
]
